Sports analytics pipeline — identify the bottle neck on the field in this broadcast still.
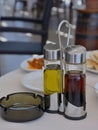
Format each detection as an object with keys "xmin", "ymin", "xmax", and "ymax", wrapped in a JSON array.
[
  {"xmin": 44, "ymin": 60, "xmax": 60, "ymax": 68},
  {"xmin": 65, "ymin": 63, "xmax": 86, "ymax": 74}
]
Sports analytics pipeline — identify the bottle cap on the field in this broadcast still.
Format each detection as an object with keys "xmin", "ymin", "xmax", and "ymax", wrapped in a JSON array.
[
  {"xmin": 65, "ymin": 45, "xmax": 86, "ymax": 64},
  {"xmin": 44, "ymin": 43, "xmax": 60, "ymax": 60}
]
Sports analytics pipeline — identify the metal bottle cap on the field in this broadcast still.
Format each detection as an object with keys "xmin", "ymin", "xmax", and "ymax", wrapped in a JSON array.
[
  {"xmin": 44, "ymin": 43, "xmax": 60, "ymax": 60},
  {"xmin": 65, "ymin": 45, "xmax": 86, "ymax": 64}
]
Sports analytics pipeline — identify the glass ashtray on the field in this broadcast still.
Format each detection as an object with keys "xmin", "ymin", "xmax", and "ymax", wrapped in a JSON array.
[{"xmin": 0, "ymin": 92, "xmax": 44, "ymax": 122}]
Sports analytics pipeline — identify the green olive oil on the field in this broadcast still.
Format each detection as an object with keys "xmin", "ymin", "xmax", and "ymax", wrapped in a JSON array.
[{"xmin": 44, "ymin": 64, "xmax": 61, "ymax": 95}]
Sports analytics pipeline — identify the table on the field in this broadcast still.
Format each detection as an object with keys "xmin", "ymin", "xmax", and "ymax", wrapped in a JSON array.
[{"xmin": 0, "ymin": 68, "xmax": 98, "ymax": 130}]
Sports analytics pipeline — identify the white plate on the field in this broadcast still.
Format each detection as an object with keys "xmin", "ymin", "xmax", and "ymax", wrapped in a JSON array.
[
  {"xmin": 86, "ymin": 51, "xmax": 98, "ymax": 74},
  {"xmin": 20, "ymin": 55, "xmax": 43, "ymax": 72},
  {"xmin": 21, "ymin": 70, "xmax": 44, "ymax": 95}
]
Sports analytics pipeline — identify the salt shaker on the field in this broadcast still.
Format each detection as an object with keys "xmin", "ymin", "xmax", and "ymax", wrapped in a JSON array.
[
  {"xmin": 64, "ymin": 45, "xmax": 87, "ymax": 120},
  {"xmin": 44, "ymin": 43, "xmax": 61, "ymax": 112}
]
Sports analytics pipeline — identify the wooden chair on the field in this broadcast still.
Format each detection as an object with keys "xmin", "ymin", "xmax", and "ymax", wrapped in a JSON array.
[{"xmin": 0, "ymin": 0, "xmax": 53, "ymax": 55}]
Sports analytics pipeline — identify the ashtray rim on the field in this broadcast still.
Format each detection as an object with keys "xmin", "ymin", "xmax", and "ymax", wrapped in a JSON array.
[{"xmin": 0, "ymin": 92, "xmax": 44, "ymax": 122}]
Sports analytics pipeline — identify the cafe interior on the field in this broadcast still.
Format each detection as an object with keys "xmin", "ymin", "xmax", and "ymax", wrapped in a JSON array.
[
  {"xmin": 0, "ymin": 0, "xmax": 98, "ymax": 129},
  {"xmin": 0, "ymin": 0, "xmax": 97, "ymax": 75}
]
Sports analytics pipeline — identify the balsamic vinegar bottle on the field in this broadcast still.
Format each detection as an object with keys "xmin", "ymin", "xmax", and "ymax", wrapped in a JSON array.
[{"xmin": 64, "ymin": 45, "xmax": 87, "ymax": 120}]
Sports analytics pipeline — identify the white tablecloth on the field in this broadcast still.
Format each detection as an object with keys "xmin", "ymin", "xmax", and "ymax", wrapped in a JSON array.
[{"xmin": 0, "ymin": 69, "xmax": 98, "ymax": 130}]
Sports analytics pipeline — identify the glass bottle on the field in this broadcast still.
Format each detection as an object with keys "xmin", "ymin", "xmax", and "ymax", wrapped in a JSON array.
[
  {"xmin": 64, "ymin": 45, "xmax": 87, "ymax": 120},
  {"xmin": 44, "ymin": 43, "xmax": 61, "ymax": 112}
]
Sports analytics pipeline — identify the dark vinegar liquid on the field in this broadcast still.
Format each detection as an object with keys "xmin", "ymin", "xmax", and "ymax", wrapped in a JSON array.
[{"xmin": 64, "ymin": 70, "xmax": 86, "ymax": 107}]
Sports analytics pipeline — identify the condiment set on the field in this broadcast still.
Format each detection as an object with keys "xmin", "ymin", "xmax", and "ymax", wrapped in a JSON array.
[
  {"xmin": 43, "ymin": 43, "xmax": 87, "ymax": 120},
  {"xmin": 43, "ymin": 20, "xmax": 87, "ymax": 120}
]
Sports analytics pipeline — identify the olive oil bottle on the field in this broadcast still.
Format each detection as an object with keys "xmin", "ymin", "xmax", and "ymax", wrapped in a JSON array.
[{"xmin": 44, "ymin": 43, "xmax": 61, "ymax": 112}]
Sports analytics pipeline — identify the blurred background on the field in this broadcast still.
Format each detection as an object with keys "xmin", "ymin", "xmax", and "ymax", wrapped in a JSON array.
[{"xmin": 0, "ymin": 0, "xmax": 98, "ymax": 75}]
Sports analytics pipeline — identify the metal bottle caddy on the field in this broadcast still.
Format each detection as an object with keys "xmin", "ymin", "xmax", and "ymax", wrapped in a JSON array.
[{"xmin": 43, "ymin": 20, "xmax": 87, "ymax": 120}]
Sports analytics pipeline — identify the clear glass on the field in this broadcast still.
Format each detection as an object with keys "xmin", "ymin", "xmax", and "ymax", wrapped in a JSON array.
[
  {"xmin": 65, "ymin": 63, "xmax": 86, "ymax": 74},
  {"xmin": 44, "ymin": 59, "xmax": 62, "ymax": 112},
  {"xmin": 64, "ymin": 62, "xmax": 87, "ymax": 120}
]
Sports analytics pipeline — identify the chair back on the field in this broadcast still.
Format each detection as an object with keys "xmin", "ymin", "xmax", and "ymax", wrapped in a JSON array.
[
  {"xmin": 0, "ymin": 0, "xmax": 53, "ymax": 54},
  {"xmin": 41, "ymin": 0, "xmax": 53, "ymax": 44}
]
